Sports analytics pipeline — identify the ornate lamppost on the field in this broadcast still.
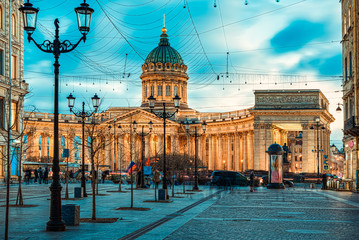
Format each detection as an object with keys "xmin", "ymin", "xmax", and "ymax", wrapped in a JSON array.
[
  {"xmin": 185, "ymin": 120, "xmax": 207, "ymax": 190},
  {"xmin": 133, "ymin": 120, "xmax": 153, "ymax": 188},
  {"xmin": 311, "ymin": 117, "xmax": 325, "ymax": 176},
  {"xmin": 20, "ymin": 0, "xmax": 94, "ymax": 231},
  {"xmin": 67, "ymin": 93, "xmax": 100, "ymax": 197},
  {"xmin": 147, "ymin": 95, "xmax": 181, "ymax": 192}
]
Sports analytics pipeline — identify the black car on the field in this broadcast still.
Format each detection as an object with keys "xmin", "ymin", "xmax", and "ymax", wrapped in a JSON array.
[
  {"xmin": 283, "ymin": 179, "xmax": 294, "ymax": 187},
  {"xmin": 211, "ymin": 171, "xmax": 249, "ymax": 186}
]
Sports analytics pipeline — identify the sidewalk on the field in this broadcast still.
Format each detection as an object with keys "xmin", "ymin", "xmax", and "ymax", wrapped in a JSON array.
[{"xmin": 0, "ymin": 183, "xmax": 222, "ymax": 240}]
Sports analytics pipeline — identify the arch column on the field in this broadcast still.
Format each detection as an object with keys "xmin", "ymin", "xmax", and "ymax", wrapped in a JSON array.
[{"xmin": 217, "ymin": 134, "xmax": 222, "ymax": 170}]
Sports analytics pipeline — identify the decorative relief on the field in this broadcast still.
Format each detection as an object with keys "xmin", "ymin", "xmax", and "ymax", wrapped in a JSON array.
[{"xmin": 256, "ymin": 95, "xmax": 318, "ymax": 104}]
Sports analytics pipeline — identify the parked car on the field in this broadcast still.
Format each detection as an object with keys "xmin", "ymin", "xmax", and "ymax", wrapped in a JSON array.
[
  {"xmin": 211, "ymin": 171, "xmax": 249, "ymax": 186},
  {"xmin": 283, "ymin": 179, "xmax": 294, "ymax": 187}
]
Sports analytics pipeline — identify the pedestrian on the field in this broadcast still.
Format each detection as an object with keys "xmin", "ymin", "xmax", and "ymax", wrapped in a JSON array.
[
  {"xmin": 34, "ymin": 168, "xmax": 38, "ymax": 183},
  {"xmin": 153, "ymin": 170, "xmax": 161, "ymax": 189},
  {"xmin": 38, "ymin": 167, "xmax": 43, "ymax": 184},
  {"xmin": 44, "ymin": 167, "xmax": 49, "ymax": 184},
  {"xmin": 249, "ymin": 171, "xmax": 255, "ymax": 192},
  {"xmin": 24, "ymin": 169, "xmax": 30, "ymax": 184},
  {"xmin": 322, "ymin": 173, "xmax": 327, "ymax": 190},
  {"xmin": 69, "ymin": 170, "xmax": 74, "ymax": 183},
  {"xmin": 101, "ymin": 171, "xmax": 106, "ymax": 184}
]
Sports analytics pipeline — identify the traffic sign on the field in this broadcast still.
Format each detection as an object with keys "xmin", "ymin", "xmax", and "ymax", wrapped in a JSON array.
[
  {"xmin": 324, "ymin": 165, "xmax": 329, "ymax": 170},
  {"xmin": 324, "ymin": 160, "xmax": 328, "ymax": 165},
  {"xmin": 324, "ymin": 155, "xmax": 328, "ymax": 159}
]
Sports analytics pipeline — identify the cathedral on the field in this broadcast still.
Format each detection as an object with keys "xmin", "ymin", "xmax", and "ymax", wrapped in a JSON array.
[{"xmin": 21, "ymin": 26, "xmax": 334, "ymax": 177}]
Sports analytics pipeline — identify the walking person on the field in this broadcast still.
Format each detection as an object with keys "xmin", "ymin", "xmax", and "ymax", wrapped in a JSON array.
[
  {"xmin": 44, "ymin": 167, "xmax": 49, "ymax": 184},
  {"xmin": 249, "ymin": 171, "xmax": 255, "ymax": 192},
  {"xmin": 38, "ymin": 167, "xmax": 44, "ymax": 184},
  {"xmin": 69, "ymin": 170, "xmax": 74, "ymax": 183},
  {"xmin": 34, "ymin": 168, "xmax": 38, "ymax": 183}
]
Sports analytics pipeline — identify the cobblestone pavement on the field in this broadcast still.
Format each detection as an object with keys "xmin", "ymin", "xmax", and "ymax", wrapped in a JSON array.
[
  {"xmin": 0, "ymin": 183, "xmax": 358, "ymax": 239},
  {"xmin": 165, "ymin": 187, "xmax": 359, "ymax": 240}
]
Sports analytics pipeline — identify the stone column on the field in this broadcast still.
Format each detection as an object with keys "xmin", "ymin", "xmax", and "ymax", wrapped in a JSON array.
[
  {"xmin": 158, "ymin": 134, "xmax": 163, "ymax": 155},
  {"xmin": 234, "ymin": 133, "xmax": 239, "ymax": 171},
  {"xmin": 227, "ymin": 134, "xmax": 232, "ymax": 170},
  {"xmin": 247, "ymin": 131, "xmax": 254, "ymax": 170},
  {"xmin": 208, "ymin": 135, "xmax": 213, "ymax": 170},
  {"xmin": 242, "ymin": 133, "xmax": 247, "ymax": 171},
  {"xmin": 253, "ymin": 124, "xmax": 261, "ymax": 171},
  {"xmin": 48, "ymin": 134, "xmax": 54, "ymax": 161},
  {"xmin": 302, "ymin": 124, "xmax": 314, "ymax": 173},
  {"xmin": 40, "ymin": 134, "xmax": 47, "ymax": 160},
  {"xmin": 145, "ymin": 134, "xmax": 150, "ymax": 159},
  {"xmin": 239, "ymin": 133, "xmax": 243, "ymax": 171},
  {"xmin": 33, "ymin": 133, "xmax": 40, "ymax": 160},
  {"xmin": 263, "ymin": 124, "xmax": 274, "ymax": 171},
  {"xmin": 218, "ymin": 134, "xmax": 223, "ymax": 170}
]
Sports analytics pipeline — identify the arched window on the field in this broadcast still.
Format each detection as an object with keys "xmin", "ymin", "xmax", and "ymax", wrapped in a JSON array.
[
  {"xmin": 11, "ymin": 14, "xmax": 16, "ymax": 37},
  {"xmin": 166, "ymin": 85, "xmax": 170, "ymax": 96},
  {"xmin": 150, "ymin": 85, "xmax": 154, "ymax": 96},
  {"xmin": 344, "ymin": 14, "xmax": 347, "ymax": 34},
  {"xmin": 349, "ymin": 52, "xmax": 352, "ymax": 77},
  {"xmin": 174, "ymin": 86, "xmax": 178, "ymax": 96}
]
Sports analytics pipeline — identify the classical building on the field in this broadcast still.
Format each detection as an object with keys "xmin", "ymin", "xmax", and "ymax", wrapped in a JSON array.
[
  {"xmin": 23, "ymin": 27, "xmax": 334, "ymax": 176},
  {"xmin": 341, "ymin": 0, "xmax": 359, "ymax": 190},
  {"xmin": 0, "ymin": 0, "xmax": 28, "ymax": 180}
]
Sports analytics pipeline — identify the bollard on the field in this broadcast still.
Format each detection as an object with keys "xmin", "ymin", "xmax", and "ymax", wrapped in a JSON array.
[
  {"xmin": 62, "ymin": 204, "xmax": 80, "ymax": 226},
  {"xmin": 310, "ymin": 183, "xmax": 315, "ymax": 189},
  {"xmin": 158, "ymin": 189, "xmax": 167, "ymax": 200},
  {"xmin": 74, "ymin": 187, "xmax": 83, "ymax": 198}
]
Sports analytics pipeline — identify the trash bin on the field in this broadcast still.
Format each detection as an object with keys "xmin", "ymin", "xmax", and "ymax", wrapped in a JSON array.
[{"xmin": 62, "ymin": 204, "xmax": 80, "ymax": 226}]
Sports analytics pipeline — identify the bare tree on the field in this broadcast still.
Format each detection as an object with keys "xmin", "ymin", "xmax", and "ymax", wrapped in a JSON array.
[{"xmin": 85, "ymin": 115, "xmax": 112, "ymax": 220}]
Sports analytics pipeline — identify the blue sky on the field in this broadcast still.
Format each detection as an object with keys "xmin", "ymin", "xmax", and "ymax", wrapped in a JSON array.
[{"xmin": 23, "ymin": 0, "xmax": 343, "ymax": 147}]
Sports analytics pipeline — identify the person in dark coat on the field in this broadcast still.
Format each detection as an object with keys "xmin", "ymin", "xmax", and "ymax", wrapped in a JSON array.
[
  {"xmin": 38, "ymin": 167, "xmax": 43, "ymax": 184},
  {"xmin": 322, "ymin": 173, "xmax": 327, "ymax": 190},
  {"xmin": 249, "ymin": 171, "xmax": 255, "ymax": 192},
  {"xmin": 44, "ymin": 167, "xmax": 49, "ymax": 184},
  {"xmin": 34, "ymin": 169, "xmax": 38, "ymax": 183}
]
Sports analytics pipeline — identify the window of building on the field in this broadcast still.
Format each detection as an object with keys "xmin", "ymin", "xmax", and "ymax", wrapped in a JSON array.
[
  {"xmin": 181, "ymin": 86, "xmax": 184, "ymax": 97},
  {"xmin": 299, "ymin": 156, "xmax": 302, "ymax": 161},
  {"xmin": 0, "ymin": 98, "xmax": 4, "ymax": 129},
  {"xmin": 345, "ymin": 57, "xmax": 348, "ymax": 81},
  {"xmin": 349, "ymin": 52, "xmax": 352, "ymax": 77},
  {"xmin": 348, "ymin": 6, "xmax": 351, "ymax": 27},
  {"xmin": 299, "ymin": 148, "xmax": 302, "ymax": 153},
  {"xmin": 174, "ymin": 86, "xmax": 178, "ymax": 96},
  {"xmin": 158, "ymin": 85, "xmax": 163, "ymax": 96},
  {"xmin": 145, "ymin": 85, "xmax": 147, "ymax": 97},
  {"xmin": 0, "ymin": 49, "xmax": 3, "ymax": 75},
  {"xmin": 295, "ymin": 156, "xmax": 297, "ymax": 161},
  {"xmin": 11, "ymin": 55, "xmax": 17, "ymax": 79},
  {"xmin": 11, "ymin": 14, "xmax": 16, "ymax": 37},
  {"xmin": 344, "ymin": 15, "xmax": 347, "ymax": 34},
  {"xmin": 166, "ymin": 85, "xmax": 170, "ymax": 96},
  {"xmin": 150, "ymin": 86, "xmax": 154, "ymax": 96},
  {"xmin": 11, "ymin": 101, "xmax": 18, "ymax": 131},
  {"xmin": 0, "ymin": 5, "xmax": 3, "ymax": 29}
]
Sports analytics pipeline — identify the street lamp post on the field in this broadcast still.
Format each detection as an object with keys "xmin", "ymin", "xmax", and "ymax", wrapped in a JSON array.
[
  {"xmin": 185, "ymin": 121, "xmax": 207, "ymax": 190},
  {"xmin": 311, "ymin": 117, "xmax": 325, "ymax": 177},
  {"xmin": 133, "ymin": 121, "xmax": 153, "ymax": 188},
  {"xmin": 67, "ymin": 93, "xmax": 100, "ymax": 198},
  {"xmin": 148, "ymin": 94, "xmax": 181, "ymax": 191},
  {"xmin": 20, "ymin": 0, "xmax": 94, "ymax": 231}
]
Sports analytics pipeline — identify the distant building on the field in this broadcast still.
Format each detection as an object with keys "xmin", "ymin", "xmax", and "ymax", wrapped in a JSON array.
[
  {"xmin": 341, "ymin": 0, "xmax": 359, "ymax": 190},
  {"xmin": 330, "ymin": 144, "xmax": 344, "ymax": 178},
  {"xmin": 23, "ymin": 27, "xmax": 334, "ymax": 176},
  {"xmin": 0, "ymin": 0, "xmax": 28, "ymax": 180}
]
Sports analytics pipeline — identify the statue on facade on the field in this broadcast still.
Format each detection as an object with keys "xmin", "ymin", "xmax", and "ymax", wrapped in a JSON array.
[{"xmin": 282, "ymin": 143, "xmax": 290, "ymax": 164}]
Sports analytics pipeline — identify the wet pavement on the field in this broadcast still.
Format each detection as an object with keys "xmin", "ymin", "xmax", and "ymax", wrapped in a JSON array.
[{"xmin": 0, "ymin": 182, "xmax": 358, "ymax": 239}]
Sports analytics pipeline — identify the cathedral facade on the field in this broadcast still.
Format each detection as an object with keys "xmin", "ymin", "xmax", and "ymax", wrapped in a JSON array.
[{"xmin": 22, "ymin": 27, "xmax": 334, "ymax": 177}]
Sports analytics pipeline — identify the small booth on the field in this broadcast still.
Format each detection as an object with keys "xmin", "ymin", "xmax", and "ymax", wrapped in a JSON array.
[{"xmin": 267, "ymin": 143, "xmax": 285, "ymax": 189}]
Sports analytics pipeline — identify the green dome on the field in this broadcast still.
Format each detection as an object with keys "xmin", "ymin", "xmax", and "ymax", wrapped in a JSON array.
[{"xmin": 144, "ymin": 28, "xmax": 184, "ymax": 65}]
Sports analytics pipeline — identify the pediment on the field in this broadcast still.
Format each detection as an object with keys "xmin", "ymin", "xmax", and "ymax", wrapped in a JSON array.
[{"xmin": 105, "ymin": 108, "xmax": 179, "ymax": 125}]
